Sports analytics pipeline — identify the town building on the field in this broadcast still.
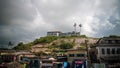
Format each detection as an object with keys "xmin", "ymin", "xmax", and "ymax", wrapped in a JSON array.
[
  {"xmin": 66, "ymin": 49, "xmax": 87, "ymax": 62},
  {"xmin": 47, "ymin": 31, "xmax": 61, "ymax": 36},
  {"xmin": 47, "ymin": 31, "xmax": 80, "ymax": 37},
  {"xmin": 60, "ymin": 31, "xmax": 80, "ymax": 36},
  {"xmin": 96, "ymin": 37, "xmax": 120, "ymax": 63},
  {"xmin": 66, "ymin": 49, "xmax": 87, "ymax": 68}
]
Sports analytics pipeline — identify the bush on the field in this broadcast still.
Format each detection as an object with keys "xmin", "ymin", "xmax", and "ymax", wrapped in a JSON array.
[
  {"xmin": 13, "ymin": 42, "xmax": 33, "ymax": 50},
  {"xmin": 60, "ymin": 42, "xmax": 73, "ymax": 49},
  {"xmin": 34, "ymin": 36, "xmax": 58, "ymax": 44}
]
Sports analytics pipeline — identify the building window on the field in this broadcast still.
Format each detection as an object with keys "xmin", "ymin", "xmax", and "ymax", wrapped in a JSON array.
[
  {"xmin": 107, "ymin": 48, "xmax": 110, "ymax": 54},
  {"xmin": 112, "ymin": 48, "xmax": 115, "ymax": 54},
  {"xmin": 105, "ymin": 40, "xmax": 109, "ymax": 44},
  {"xmin": 117, "ymin": 48, "xmax": 120, "ymax": 54},
  {"xmin": 108, "ymin": 40, "xmax": 112, "ymax": 43},
  {"xmin": 69, "ymin": 54, "xmax": 74, "ymax": 57},
  {"xmin": 116, "ymin": 40, "xmax": 120, "ymax": 44},
  {"xmin": 101, "ymin": 48, "xmax": 105, "ymax": 54},
  {"xmin": 115, "ymin": 40, "xmax": 118, "ymax": 43},
  {"xmin": 76, "ymin": 54, "xmax": 85, "ymax": 57}
]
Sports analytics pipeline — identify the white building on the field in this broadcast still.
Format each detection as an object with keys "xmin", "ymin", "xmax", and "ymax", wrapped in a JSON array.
[
  {"xmin": 47, "ymin": 31, "xmax": 61, "ymax": 36},
  {"xmin": 47, "ymin": 31, "xmax": 80, "ymax": 37},
  {"xmin": 66, "ymin": 49, "xmax": 87, "ymax": 63},
  {"xmin": 60, "ymin": 31, "xmax": 80, "ymax": 36},
  {"xmin": 96, "ymin": 37, "xmax": 120, "ymax": 63}
]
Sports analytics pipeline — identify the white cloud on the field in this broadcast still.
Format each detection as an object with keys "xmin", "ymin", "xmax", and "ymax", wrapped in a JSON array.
[{"xmin": 0, "ymin": 0, "xmax": 120, "ymax": 47}]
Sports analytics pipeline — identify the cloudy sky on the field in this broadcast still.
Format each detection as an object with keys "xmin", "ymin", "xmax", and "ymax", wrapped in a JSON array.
[{"xmin": 0, "ymin": 0, "xmax": 120, "ymax": 48}]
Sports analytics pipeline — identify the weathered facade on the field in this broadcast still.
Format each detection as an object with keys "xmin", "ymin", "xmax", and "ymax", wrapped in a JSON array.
[
  {"xmin": 96, "ymin": 37, "xmax": 120, "ymax": 63},
  {"xmin": 66, "ymin": 49, "xmax": 87, "ymax": 63}
]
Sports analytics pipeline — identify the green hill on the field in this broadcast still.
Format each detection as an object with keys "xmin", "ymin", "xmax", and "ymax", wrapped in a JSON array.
[{"xmin": 13, "ymin": 35, "xmax": 98, "ymax": 51}]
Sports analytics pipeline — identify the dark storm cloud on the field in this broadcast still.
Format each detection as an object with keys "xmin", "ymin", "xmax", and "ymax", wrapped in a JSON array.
[
  {"xmin": 0, "ymin": 0, "xmax": 36, "ymax": 25},
  {"xmin": 0, "ymin": 0, "xmax": 38, "ymax": 48},
  {"xmin": 95, "ymin": 0, "xmax": 120, "ymax": 37}
]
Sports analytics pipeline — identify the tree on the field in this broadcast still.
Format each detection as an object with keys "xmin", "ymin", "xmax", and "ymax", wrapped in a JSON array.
[
  {"xmin": 13, "ymin": 42, "xmax": 24, "ymax": 50},
  {"xmin": 109, "ymin": 35, "xmax": 120, "ymax": 38},
  {"xmin": 8, "ymin": 41, "xmax": 14, "ymax": 46},
  {"xmin": 79, "ymin": 24, "xmax": 82, "ymax": 35},
  {"xmin": 13, "ymin": 42, "xmax": 33, "ymax": 50}
]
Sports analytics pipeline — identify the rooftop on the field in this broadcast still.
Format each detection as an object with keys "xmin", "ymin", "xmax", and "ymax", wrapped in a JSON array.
[{"xmin": 96, "ymin": 37, "xmax": 120, "ymax": 47}]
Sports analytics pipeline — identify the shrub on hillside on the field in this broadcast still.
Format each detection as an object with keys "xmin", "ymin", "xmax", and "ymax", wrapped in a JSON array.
[
  {"xmin": 34, "ymin": 36, "xmax": 58, "ymax": 44},
  {"xmin": 59, "ymin": 42, "xmax": 73, "ymax": 49}
]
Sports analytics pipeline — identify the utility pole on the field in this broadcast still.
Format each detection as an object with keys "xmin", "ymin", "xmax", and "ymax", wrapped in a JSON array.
[
  {"xmin": 79, "ymin": 24, "xmax": 82, "ymax": 36},
  {"xmin": 85, "ymin": 40, "xmax": 91, "ymax": 68}
]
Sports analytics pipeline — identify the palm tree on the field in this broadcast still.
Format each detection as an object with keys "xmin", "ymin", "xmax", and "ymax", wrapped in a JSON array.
[
  {"xmin": 73, "ymin": 23, "xmax": 77, "ymax": 35},
  {"xmin": 79, "ymin": 24, "xmax": 82, "ymax": 36},
  {"xmin": 8, "ymin": 41, "xmax": 14, "ymax": 49}
]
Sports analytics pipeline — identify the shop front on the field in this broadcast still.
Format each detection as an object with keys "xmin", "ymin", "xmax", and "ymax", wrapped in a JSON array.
[{"xmin": 72, "ymin": 60, "xmax": 87, "ymax": 68}]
